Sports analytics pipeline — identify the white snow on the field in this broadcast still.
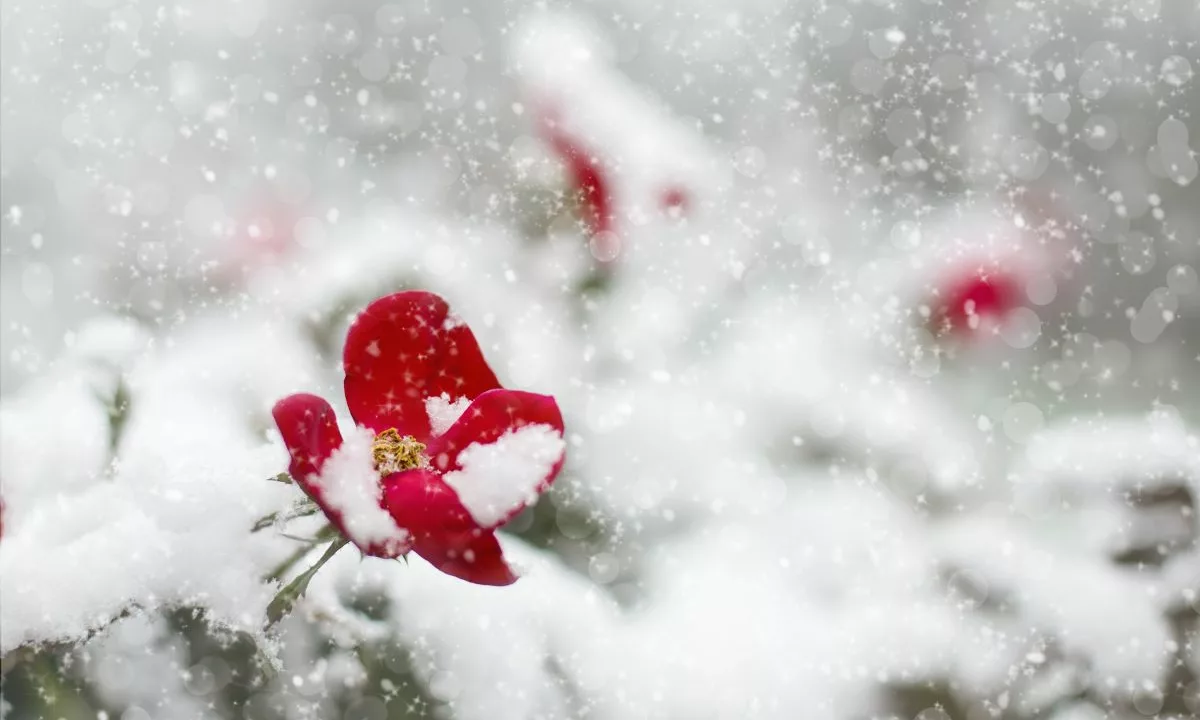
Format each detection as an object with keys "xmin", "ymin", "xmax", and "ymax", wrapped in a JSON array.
[
  {"xmin": 1013, "ymin": 411, "xmax": 1200, "ymax": 491},
  {"xmin": 316, "ymin": 426, "xmax": 410, "ymax": 553},
  {"xmin": 442, "ymin": 424, "xmax": 565, "ymax": 528},
  {"xmin": 69, "ymin": 315, "xmax": 149, "ymax": 370},
  {"xmin": 0, "ymin": 313, "xmax": 317, "ymax": 654},
  {"xmin": 511, "ymin": 14, "xmax": 722, "ymax": 236},
  {"xmin": 425, "ymin": 393, "xmax": 472, "ymax": 436},
  {"xmin": 1, "ymin": 2, "xmax": 1197, "ymax": 718},
  {"xmin": 936, "ymin": 516, "xmax": 1175, "ymax": 690},
  {"xmin": 303, "ymin": 534, "xmax": 623, "ymax": 720}
]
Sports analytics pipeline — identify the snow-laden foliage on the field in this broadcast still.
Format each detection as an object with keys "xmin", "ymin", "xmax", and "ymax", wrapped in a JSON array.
[{"xmin": 1, "ymin": 1, "xmax": 1198, "ymax": 719}]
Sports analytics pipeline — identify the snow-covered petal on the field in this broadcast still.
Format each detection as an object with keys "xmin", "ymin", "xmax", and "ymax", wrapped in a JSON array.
[
  {"xmin": 273, "ymin": 393, "xmax": 407, "ymax": 558},
  {"xmin": 315, "ymin": 427, "xmax": 411, "ymax": 558},
  {"xmin": 442, "ymin": 424, "xmax": 566, "ymax": 528},
  {"xmin": 427, "ymin": 389, "xmax": 565, "ymax": 527}
]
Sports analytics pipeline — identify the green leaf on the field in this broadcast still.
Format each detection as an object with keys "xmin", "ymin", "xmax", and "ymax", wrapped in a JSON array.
[{"xmin": 265, "ymin": 538, "xmax": 349, "ymax": 628}]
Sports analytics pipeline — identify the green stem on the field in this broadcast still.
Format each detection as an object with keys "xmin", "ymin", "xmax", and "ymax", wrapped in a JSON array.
[
  {"xmin": 252, "ymin": 512, "xmax": 279, "ymax": 533},
  {"xmin": 252, "ymin": 498, "xmax": 319, "ymax": 533},
  {"xmin": 265, "ymin": 524, "xmax": 340, "ymax": 583},
  {"xmin": 265, "ymin": 538, "xmax": 349, "ymax": 628},
  {"xmin": 266, "ymin": 544, "xmax": 312, "ymax": 584}
]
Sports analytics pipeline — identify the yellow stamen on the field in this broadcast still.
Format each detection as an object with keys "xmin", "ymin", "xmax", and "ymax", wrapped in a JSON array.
[{"xmin": 372, "ymin": 428, "xmax": 428, "ymax": 474}]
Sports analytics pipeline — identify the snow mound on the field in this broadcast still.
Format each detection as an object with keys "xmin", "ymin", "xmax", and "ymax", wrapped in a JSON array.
[
  {"xmin": 443, "ymin": 424, "xmax": 565, "ymax": 527},
  {"xmin": 318, "ymin": 427, "xmax": 409, "ymax": 552}
]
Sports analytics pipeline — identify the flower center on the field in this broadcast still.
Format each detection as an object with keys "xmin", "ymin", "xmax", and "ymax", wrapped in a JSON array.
[{"xmin": 371, "ymin": 428, "xmax": 428, "ymax": 474}]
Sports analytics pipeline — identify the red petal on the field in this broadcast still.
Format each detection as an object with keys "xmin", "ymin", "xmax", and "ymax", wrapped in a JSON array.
[
  {"xmin": 343, "ymin": 291, "xmax": 501, "ymax": 440},
  {"xmin": 937, "ymin": 272, "xmax": 1022, "ymax": 334},
  {"xmin": 381, "ymin": 469, "xmax": 517, "ymax": 586},
  {"xmin": 381, "ymin": 469, "xmax": 474, "ymax": 533},
  {"xmin": 272, "ymin": 393, "xmax": 407, "ymax": 559},
  {"xmin": 427, "ymin": 389, "xmax": 564, "ymax": 474},
  {"xmin": 413, "ymin": 529, "xmax": 517, "ymax": 586},
  {"xmin": 423, "ymin": 389, "xmax": 565, "ymax": 528},
  {"xmin": 542, "ymin": 118, "xmax": 614, "ymax": 236},
  {"xmin": 272, "ymin": 393, "xmax": 343, "ymax": 486}
]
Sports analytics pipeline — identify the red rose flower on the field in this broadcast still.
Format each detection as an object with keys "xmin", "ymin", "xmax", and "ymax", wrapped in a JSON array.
[
  {"xmin": 542, "ymin": 112, "xmax": 615, "ymax": 238},
  {"xmin": 537, "ymin": 105, "xmax": 695, "ymax": 248},
  {"xmin": 272, "ymin": 291, "xmax": 566, "ymax": 586},
  {"xmin": 933, "ymin": 269, "xmax": 1023, "ymax": 335}
]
